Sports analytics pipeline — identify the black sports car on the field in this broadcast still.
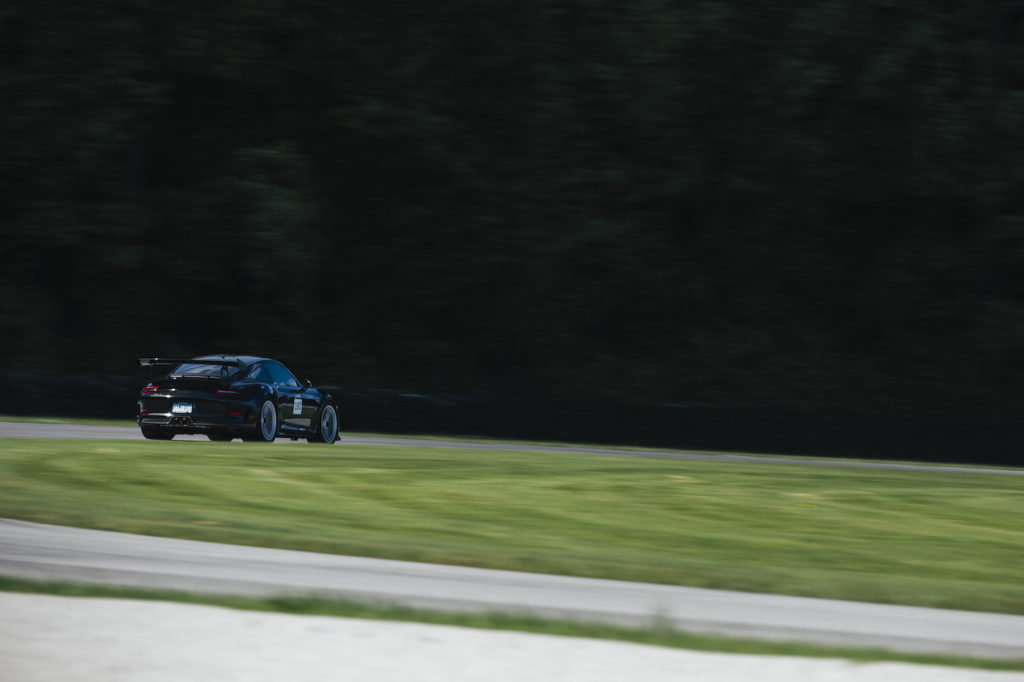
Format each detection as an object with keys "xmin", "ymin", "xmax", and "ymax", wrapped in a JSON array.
[{"xmin": 136, "ymin": 355, "xmax": 340, "ymax": 443}]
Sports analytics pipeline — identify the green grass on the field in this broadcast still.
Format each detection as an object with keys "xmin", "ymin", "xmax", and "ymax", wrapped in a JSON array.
[
  {"xmin": 1, "ymin": 438, "xmax": 1023, "ymax": 615},
  {"xmin": 2, "ymin": 576, "xmax": 1021, "ymax": 672}
]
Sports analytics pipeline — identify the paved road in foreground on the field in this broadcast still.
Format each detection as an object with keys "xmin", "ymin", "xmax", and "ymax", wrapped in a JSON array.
[
  {"xmin": 1, "ymin": 422, "xmax": 1021, "ymax": 475},
  {"xmin": 2, "ymin": 519, "xmax": 1024, "ymax": 659}
]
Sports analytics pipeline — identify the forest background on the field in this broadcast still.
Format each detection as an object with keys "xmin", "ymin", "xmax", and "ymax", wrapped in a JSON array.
[{"xmin": 3, "ymin": 1, "xmax": 1024, "ymax": 424}]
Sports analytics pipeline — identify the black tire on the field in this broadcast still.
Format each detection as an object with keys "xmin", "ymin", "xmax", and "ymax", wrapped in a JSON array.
[
  {"xmin": 251, "ymin": 399, "xmax": 278, "ymax": 442},
  {"xmin": 208, "ymin": 431, "xmax": 234, "ymax": 442},
  {"xmin": 141, "ymin": 427, "xmax": 174, "ymax": 440},
  {"xmin": 308, "ymin": 403, "xmax": 339, "ymax": 443}
]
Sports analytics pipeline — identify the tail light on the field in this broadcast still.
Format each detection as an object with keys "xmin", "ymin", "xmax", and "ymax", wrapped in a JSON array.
[
  {"xmin": 215, "ymin": 389, "xmax": 242, "ymax": 397},
  {"xmin": 141, "ymin": 384, "xmax": 158, "ymax": 395}
]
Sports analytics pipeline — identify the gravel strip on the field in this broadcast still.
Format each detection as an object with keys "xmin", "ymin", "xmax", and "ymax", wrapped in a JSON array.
[{"xmin": 2, "ymin": 593, "xmax": 1021, "ymax": 682}]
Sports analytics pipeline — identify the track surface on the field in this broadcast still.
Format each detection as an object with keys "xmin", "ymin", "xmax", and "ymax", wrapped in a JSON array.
[
  {"xmin": 2, "ymin": 519, "xmax": 1023, "ymax": 659},
  {"xmin": 1, "ymin": 422, "xmax": 1021, "ymax": 475}
]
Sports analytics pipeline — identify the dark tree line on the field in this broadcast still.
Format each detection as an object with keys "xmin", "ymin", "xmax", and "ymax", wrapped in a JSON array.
[{"xmin": 2, "ymin": 1, "xmax": 1023, "ymax": 417}]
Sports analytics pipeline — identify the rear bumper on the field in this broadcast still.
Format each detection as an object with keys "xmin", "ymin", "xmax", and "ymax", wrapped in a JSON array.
[
  {"xmin": 138, "ymin": 412, "xmax": 252, "ymax": 434},
  {"xmin": 138, "ymin": 395, "xmax": 255, "ymax": 433}
]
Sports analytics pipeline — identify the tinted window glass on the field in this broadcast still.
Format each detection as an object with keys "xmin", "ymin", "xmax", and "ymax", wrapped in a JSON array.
[
  {"xmin": 172, "ymin": 363, "xmax": 239, "ymax": 379},
  {"xmin": 245, "ymin": 363, "xmax": 273, "ymax": 383},
  {"xmin": 267, "ymin": 361, "xmax": 299, "ymax": 387}
]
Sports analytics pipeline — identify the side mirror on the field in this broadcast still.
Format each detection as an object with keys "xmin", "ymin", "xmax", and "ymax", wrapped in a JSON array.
[{"xmin": 305, "ymin": 379, "xmax": 312, "ymax": 389}]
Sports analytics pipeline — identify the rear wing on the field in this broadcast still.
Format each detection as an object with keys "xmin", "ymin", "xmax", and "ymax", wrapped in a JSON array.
[{"xmin": 137, "ymin": 357, "xmax": 244, "ymax": 367}]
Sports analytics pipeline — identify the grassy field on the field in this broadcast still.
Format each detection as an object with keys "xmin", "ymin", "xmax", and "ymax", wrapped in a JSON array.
[{"xmin": 1, "ymin": 438, "xmax": 1022, "ymax": 616}]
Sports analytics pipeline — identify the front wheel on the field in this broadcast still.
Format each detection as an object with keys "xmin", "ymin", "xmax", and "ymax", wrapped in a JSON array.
[{"xmin": 309, "ymin": 403, "xmax": 339, "ymax": 443}]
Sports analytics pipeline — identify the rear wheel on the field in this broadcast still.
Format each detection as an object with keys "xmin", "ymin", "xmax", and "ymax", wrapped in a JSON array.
[
  {"xmin": 309, "ymin": 403, "xmax": 338, "ymax": 443},
  {"xmin": 141, "ymin": 427, "xmax": 173, "ymax": 440},
  {"xmin": 250, "ymin": 400, "xmax": 277, "ymax": 442}
]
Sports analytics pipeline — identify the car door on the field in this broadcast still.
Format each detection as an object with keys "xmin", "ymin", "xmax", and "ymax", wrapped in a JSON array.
[
  {"xmin": 297, "ymin": 380, "xmax": 321, "ymax": 429},
  {"xmin": 268, "ymin": 361, "xmax": 317, "ymax": 431}
]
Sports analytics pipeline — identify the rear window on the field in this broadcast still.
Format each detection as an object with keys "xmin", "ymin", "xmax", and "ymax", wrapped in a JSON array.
[{"xmin": 171, "ymin": 363, "xmax": 240, "ymax": 379}]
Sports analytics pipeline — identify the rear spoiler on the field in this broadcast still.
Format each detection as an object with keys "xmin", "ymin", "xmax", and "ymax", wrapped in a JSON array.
[{"xmin": 137, "ymin": 358, "xmax": 244, "ymax": 367}]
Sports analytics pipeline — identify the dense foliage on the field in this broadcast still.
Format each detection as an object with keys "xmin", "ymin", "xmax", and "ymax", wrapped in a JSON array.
[{"xmin": 2, "ymin": 1, "xmax": 1022, "ymax": 416}]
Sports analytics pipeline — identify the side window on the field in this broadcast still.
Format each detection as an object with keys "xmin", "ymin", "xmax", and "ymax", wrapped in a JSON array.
[
  {"xmin": 245, "ymin": 363, "xmax": 273, "ymax": 384},
  {"xmin": 267, "ymin": 362, "xmax": 299, "ymax": 388}
]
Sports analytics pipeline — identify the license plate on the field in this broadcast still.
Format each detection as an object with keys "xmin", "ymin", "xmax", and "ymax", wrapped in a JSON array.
[{"xmin": 171, "ymin": 402, "xmax": 193, "ymax": 414}]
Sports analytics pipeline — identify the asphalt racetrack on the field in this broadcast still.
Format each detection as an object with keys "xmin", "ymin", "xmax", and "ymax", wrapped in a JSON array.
[{"xmin": 1, "ymin": 421, "xmax": 1021, "ymax": 475}]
